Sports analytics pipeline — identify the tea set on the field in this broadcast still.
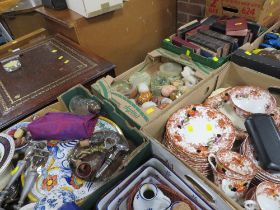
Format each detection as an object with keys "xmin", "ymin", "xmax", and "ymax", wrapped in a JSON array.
[{"xmin": 164, "ymin": 85, "xmax": 280, "ymax": 206}]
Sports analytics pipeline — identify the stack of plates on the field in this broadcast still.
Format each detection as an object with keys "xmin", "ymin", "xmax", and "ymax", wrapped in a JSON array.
[
  {"xmin": 241, "ymin": 138, "xmax": 280, "ymax": 184},
  {"xmin": 165, "ymin": 105, "xmax": 236, "ymax": 176},
  {"xmin": 97, "ymin": 158, "xmax": 214, "ymax": 210}
]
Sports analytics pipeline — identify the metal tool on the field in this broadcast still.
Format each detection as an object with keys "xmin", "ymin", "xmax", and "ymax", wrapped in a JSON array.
[
  {"xmin": 13, "ymin": 154, "xmax": 49, "ymax": 210},
  {"xmin": 95, "ymin": 135, "xmax": 129, "ymax": 179}
]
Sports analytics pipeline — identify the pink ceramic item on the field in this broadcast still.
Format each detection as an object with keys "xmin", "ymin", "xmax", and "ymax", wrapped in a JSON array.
[
  {"xmin": 166, "ymin": 105, "xmax": 236, "ymax": 157},
  {"xmin": 228, "ymin": 86, "xmax": 277, "ymax": 118}
]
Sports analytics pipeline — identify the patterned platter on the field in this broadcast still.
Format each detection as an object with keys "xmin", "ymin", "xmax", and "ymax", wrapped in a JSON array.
[
  {"xmin": 21, "ymin": 116, "xmax": 122, "ymax": 203},
  {"xmin": 166, "ymin": 105, "xmax": 235, "ymax": 158},
  {"xmin": 0, "ymin": 133, "xmax": 15, "ymax": 175}
]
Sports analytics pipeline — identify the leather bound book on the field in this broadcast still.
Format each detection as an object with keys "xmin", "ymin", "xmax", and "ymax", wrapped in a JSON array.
[
  {"xmin": 171, "ymin": 36, "xmax": 201, "ymax": 54},
  {"xmin": 200, "ymin": 15, "xmax": 220, "ymax": 26},
  {"xmin": 210, "ymin": 22, "xmax": 226, "ymax": 34},
  {"xmin": 198, "ymin": 29, "xmax": 238, "ymax": 53},
  {"xmin": 0, "ymin": 35, "xmax": 115, "ymax": 129},
  {"xmin": 185, "ymin": 25, "xmax": 210, "ymax": 36},
  {"xmin": 187, "ymin": 33, "xmax": 229, "ymax": 57},
  {"xmin": 226, "ymin": 18, "xmax": 248, "ymax": 36},
  {"xmin": 177, "ymin": 21, "xmax": 201, "ymax": 39}
]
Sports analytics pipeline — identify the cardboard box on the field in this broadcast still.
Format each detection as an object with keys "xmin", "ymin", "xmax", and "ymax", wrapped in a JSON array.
[
  {"xmin": 66, "ymin": 0, "xmax": 123, "ymax": 18},
  {"xmin": 141, "ymin": 62, "xmax": 280, "ymax": 209},
  {"xmin": 205, "ymin": 0, "xmax": 280, "ymax": 27},
  {"xmin": 232, "ymin": 21, "xmax": 280, "ymax": 78},
  {"xmin": 91, "ymin": 49, "xmax": 212, "ymax": 128},
  {"xmin": 13, "ymin": 84, "xmax": 149, "ymax": 208},
  {"xmin": 96, "ymin": 139, "xmax": 243, "ymax": 210}
]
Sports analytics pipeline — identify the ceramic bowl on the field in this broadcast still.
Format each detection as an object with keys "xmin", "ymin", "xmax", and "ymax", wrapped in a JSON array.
[
  {"xmin": 228, "ymin": 86, "xmax": 277, "ymax": 118},
  {"xmin": 5, "ymin": 122, "xmax": 30, "ymax": 151},
  {"xmin": 244, "ymin": 181, "xmax": 280, "ymax": 210}
]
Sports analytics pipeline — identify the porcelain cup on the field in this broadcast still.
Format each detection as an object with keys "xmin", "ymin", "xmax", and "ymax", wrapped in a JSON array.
[
  {"xmin": 208, "ymin": 150, "xmax": 256, "ymax": 180},
  {"xmin": 209, "ymin": 159, "xmax": 252, "ymax": 203},
  {"xmin": 133, "ymin": 183, "xmax": 171, "ymax": 210}
]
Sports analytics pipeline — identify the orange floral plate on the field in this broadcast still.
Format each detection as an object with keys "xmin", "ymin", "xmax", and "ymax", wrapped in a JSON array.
[
  {"xmin": 21, "ymin": 116, "xmax": 122, "ymax": 203},
  {"xmin": 166, "ymin": 105, "xmax": 235, "ymax": 158}
]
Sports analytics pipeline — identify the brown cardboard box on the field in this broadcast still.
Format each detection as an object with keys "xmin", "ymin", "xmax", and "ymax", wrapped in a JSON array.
[
  {"xmin": 241, "ymin": 20, "xmax": 280, "ymax": 50},
  {"xmin": 142, "ymin": 62, "xmax": 280, "ymax": 209},
  {"xmin": 92, "ymin": 49, "xmax": 214, "ymax": 128},
  {"xmin": 205, "ymin": 0, "xmax": 280, "ymax": 27}
]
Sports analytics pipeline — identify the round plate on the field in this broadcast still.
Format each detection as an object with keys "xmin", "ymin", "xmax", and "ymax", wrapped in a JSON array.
[
  {"xmin": 166, "ymin": 105, "xmax": 235, "ymax": 157},
  {"xmin": 242, "ymin": 138, "xmax": 280, "ymax": 183},
  {"xmin": 5, "ymin": 122, "xmax": 30, "ymax": 151},
  {"xmin": 21, "ymin": 116, "xmax": 122, "ymax": 203},
  {"xmin": 229, "ymin": 86, "xmax": 277, "ymax": 117},
  {"xmin": 256, "ymin": 182, "xmax": 280, "ymax": 210},
  {"xmin": 0, "ymin": 133, "xmax": 15, "ymax": 175}
]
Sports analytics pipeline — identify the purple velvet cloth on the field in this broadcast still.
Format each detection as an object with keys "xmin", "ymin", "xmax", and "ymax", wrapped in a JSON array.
[{"xmin": 28, "ymin": 112, "xmax": 98, "ymax": 140}]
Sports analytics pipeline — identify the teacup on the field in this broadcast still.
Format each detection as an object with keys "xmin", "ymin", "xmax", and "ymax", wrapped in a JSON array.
[
  {"xmin": 133, "ymin": 183, "xmax": 171, "ymax": 210},
  {"xmin": 208, "ymin": 150, "xmax": 256, "ymax": 179},
  {"xmin": 244, "ymin": 181, "xmax": 280, "ymax": 210},
  {"xmin": 210, "ymin": 163, "xmax": 252, "ymax": 203}
]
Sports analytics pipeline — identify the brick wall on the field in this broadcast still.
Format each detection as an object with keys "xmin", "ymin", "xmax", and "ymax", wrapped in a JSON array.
[{"xmin": 177, "ymin": 0, "xmax": 206, "ymax": 27}]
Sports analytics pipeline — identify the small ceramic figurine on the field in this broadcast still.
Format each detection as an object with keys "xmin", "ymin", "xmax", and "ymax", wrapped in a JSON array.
[
  {"xmin": 161, "ymin": 85, "xmax": 177, "ymax": 97},
  {"xmin": 181, "ymin": 66, "xmax": 198, "ymax": 86}
]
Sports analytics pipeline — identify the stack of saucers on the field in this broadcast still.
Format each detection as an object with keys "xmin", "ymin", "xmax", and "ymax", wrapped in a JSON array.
[
  {"xmin": 165, "ymin": 104, "xmax": 236, "ymax": 176},
  {"xmin": 241, "ymin": 137, "xmax": 280, "ymax": 184}
]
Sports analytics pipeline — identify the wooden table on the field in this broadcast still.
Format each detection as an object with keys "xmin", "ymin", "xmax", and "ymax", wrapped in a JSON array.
[{"xmin": 0, "ymin": 29, "xmax": 115, "ymax": 130}]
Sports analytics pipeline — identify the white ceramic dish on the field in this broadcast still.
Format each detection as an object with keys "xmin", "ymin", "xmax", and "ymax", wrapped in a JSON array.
[
  {"xmin": 108, "ymin": 167, "xmax": 201, "ymax": 210},
  {"xmin": 97, "ymin": 158, "xmax": 213, "ymax": 210}
]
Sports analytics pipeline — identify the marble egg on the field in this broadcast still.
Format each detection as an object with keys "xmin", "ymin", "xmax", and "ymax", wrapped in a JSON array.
[
  {"xmin": 161, "ymin": 85, "xmax": 177, "ymax": 97},
  {"xmin": 158, "ymin": 103, "xmax": 169, "ymax": 109},
  {"xmin": 171, "ymin": 80, "xmax": 184, "ymax": 88},
  {"xmin": 161, "ymin": 97, "xmax": 173, "ymax": 105},
  {"xmin": 137, "ymin": 92, "xmax": 153, "ymax": 105},
  {"xmin": 142, "ymin": 101, "xmax": 157, "ymax": 109}
]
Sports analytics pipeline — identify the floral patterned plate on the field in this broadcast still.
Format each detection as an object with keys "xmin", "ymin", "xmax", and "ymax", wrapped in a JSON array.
[
  {"xmin": 242, "ymin": 138, "xmax": 280, "ymax": 184},
  {"xmin": 166, "ymin": 105, "xmax": 235, "ymax": 157},
  {"xmin": 0, "ymin": 133, "xmax": 15, "ymax": 175},
  {"xmin": 256, "ymin": 181, "xmax": 280, "ymax": 210},
  {"xmin": 228, "ymin": 86, "xmax": 277, "ymax": 118},
  {"xmin": 21, "ymin": 116, "xmax": 122, "ymax": 203}
]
